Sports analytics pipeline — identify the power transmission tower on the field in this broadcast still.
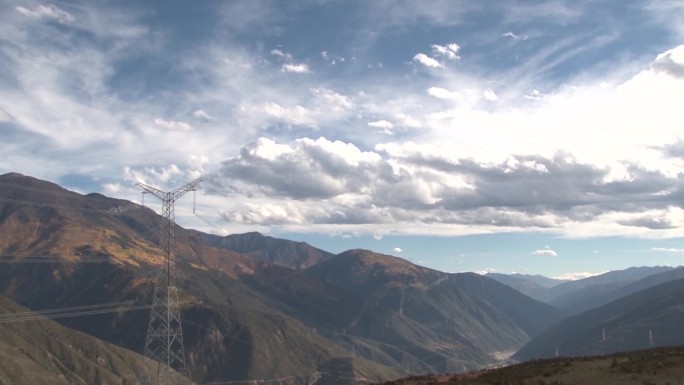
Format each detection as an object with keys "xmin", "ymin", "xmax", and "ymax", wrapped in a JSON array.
[{"xmin": 137, "ymin": 178, "xmax": 202, "ymax": 385}]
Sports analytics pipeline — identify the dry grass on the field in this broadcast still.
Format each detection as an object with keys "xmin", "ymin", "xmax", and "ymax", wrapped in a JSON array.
[{"xmin": 382, "ymin": 346, "xmax": 684, "ymax": 385}]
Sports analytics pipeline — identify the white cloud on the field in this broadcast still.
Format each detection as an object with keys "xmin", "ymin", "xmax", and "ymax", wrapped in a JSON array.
[
  {"xmin": 263, "ymin": 103, "xmax": 316, "ymax": 126},
  {"xmin": 269, "ymin": 47, "xmax": 310, "ymax": 73},
  {"xmin": 193, "ymin": 109, "xmax": 213, "ymax": 120},
  {"xmin": 502, "ymin": 31, "xmax": 528, "ymax": 40},
  {"xmin": 531, "ymin": 247, "xmax": 558, "ymax": 257},
  {"xmin": 321, "ymin": 51, "xmax": 345, "ymax": 65},
  {"xmin": 651, "ymin": 247, "xmax": 684, "ymax": 253},
  {"xmin": 124, "ymin": 164, "xmax": 182, "ymax": 185},
  {"xmin": 368, "ymin": 120, "xmax": 394, "ymax": 134},
  {"xmin": 243, "ymin": 138, "xmax": 294, "ymax": 161},
  {"xmin": 524, "ymin": 89, "xmax": 545, "ymax": 100},
  {"xmin": 432, "ymin": 43, "xmax": 461, "ymax": 61},
  {"xmin": 652, "ymin": 44, "xmax": 684, "ymax": 78},
  {"xmin": 153, "ymin": 118, "xmax": 193, "ymax": 131},
  {"xmin": 483, "ymin": 89, "xmax": 498, "ymax": 101},
  {"xmin": 413, "ymin": 53, "xmax": 443, "ymax": 68},
  {"xmin": 310, "ymin": 88, "xmax": 353, "ymax": 110},
  {"xmin": 281, "ymin": 63, "xmax": 310, "ymax": 73},
  {"xmin": 427, "ymin": 87, "xmax": 462, "ymax": 101},
  {"xmin": 15, "ymin": 4, "xmax": 75, "ymax": 24},
  {"xmin": 270, "ymin": 48, "xmax": 292, "ymax": 60},
  {"xmin": 393, "ymin": 247, "xmax": 402, "ymax": 253}
]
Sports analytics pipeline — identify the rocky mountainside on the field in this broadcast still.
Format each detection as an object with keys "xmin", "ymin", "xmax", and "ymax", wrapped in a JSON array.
[{"xmin": 0, "ymin": 172, "xmax": 562, "ymax": 384}]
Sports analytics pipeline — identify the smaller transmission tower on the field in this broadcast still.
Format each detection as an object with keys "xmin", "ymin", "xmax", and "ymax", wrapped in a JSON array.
[{"xmin": 137, "ymin": 178, "xmax": 202, "ymax": 385}]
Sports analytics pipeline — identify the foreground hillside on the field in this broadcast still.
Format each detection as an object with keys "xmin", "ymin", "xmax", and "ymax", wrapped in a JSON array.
[
  {"xmin": 383, "ymin": 346, "xmax": 684, "ymax": 385},
  {"xmin": 0, "ymin": 296, "xmax": 192, "ymax": 385}
]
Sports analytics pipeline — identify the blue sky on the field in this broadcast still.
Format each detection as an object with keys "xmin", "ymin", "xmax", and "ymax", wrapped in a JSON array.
[{"xmin": 2, "ymin": 1, "xmax": 684, "ymax": 278}]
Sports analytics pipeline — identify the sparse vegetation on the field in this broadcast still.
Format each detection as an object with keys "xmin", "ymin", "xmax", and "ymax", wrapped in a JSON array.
[{"xmin": 380, "ymin": 347, "xmax": 684, "ymax": 385}]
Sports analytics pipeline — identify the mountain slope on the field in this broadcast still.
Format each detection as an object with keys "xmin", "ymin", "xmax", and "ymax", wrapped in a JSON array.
[
  {"xmin": 0, "ymin": 296, "xmax": 192, "ymax": 385},
  {"xmin": 306, "ymin": 250, "xmax": 564, "ymax": 359},
  {"xmin": 514, "ymin": 276, "xmax": 684, "ymax": 361}
]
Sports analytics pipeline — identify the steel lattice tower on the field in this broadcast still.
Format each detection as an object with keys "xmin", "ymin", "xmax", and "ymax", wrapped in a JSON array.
[{"xmin": 137, "ymin": 178, "xmax": 202, "ymax": 385}]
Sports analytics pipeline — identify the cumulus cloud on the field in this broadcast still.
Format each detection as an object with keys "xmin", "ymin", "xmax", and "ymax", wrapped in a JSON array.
[
  {"xmin": 270, "ymin": 48, "xmax": 292, "ymax": 60},
  {"xmin": 368, "ymin": 120, "xmax": 395, "ymax": 134},
  {"xmin": 208, "ymin": 135, "xmax": 684, "ymax": 231},
  {"xmin": 193, "ymin": 109, "xmax": 213, "ymax": 120},
  {"xmin": 531, "ymin": 247, "xmax": 558, "ymax": 257},
  {"xmin": 428, "ymin": 87, "xmax": 463, "ymax": 101},
  {"xmin": 483, "ymin": 89, "xmax": 498, "ymax": 101},
  {"xmin": 413, "ymin": 53, "xmax": 443, "ymax": 68},
  {"xmin": 618, "ymin": 216, "xmax": 675, "ymax": 230},
  {"xmin": 393, "ymin": 247, "xmax": 402, "ymax": 253},
  {"xmin": 310, "ymin": 88, "xmax": 352, "ymax": 111},
  {"xmin": 216, "ymin": 137, "xmax": 384, "ymax": 199},
  {"xmin": 124, "ymin": 164, "xmax": 182, "ymax": 185},
  {"xmin": 321, "ymin": 51, "xmax": 345, "ymax": 65},
  {"xmin": 431, "ymin": 43, "xmax": 461, "ymax": 60},
  {"xmin": 282, "ymin": 63, "xmax": 310, "ymax": 73},
  {"xmin": 222, "ymin": 202, "xmax": 302, "ymax": 225},
  {"xmin": 660, "ymin": 139, "xmax": 684, "ymax": 158},
  {"xmin": 271, "ymin": 47, "xmax": 310, "ymax": 73},
  {"xmin": 15, "ymin": 4, "xmax": 75, "ymax": 24},
  {"xmin": 652, "ymin": 45, "xmax": 684, "ymax": 78},
  {"xmin": 263, "ymin": 103, "xmax": 316, "ymax": 126}
]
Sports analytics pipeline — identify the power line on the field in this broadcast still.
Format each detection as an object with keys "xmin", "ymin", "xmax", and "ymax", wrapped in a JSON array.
[
  {"xmin": 0, "ymin": 196, "xmax": 106, "ymax": 214},
  {"xmin": 0, "ymin": 301, "xmax": 152, "ymax": 323},
  {"xmin": 0, "ymin": 255, "xmax": 114, "ymax": 263},
  {"xmin": 0, "ymin": 181, "xmax": 132, "ymax": 206}
]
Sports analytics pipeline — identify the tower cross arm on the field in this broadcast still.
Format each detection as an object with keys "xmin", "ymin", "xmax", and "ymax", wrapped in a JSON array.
[
  {"xmin": 136, "ymin": 178, "xmax": 203, "ymax": 202},
  {"xmin": 169, "ymin": 177, "xmax": 204, "ymax": 200},
  {"xmin": 135, "ymin": 182, "xmax": 168, "ymax": 201}
]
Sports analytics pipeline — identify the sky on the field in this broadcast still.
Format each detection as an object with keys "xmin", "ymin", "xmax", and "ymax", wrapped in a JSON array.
[{"xmin": 2, "ymin": 0, "xmax": 684, "ymax": 279}]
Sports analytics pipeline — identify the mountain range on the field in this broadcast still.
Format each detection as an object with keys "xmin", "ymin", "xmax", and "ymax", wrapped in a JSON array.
[{"xmin": 0, "ymin": 172, "xmax": 565, "ymax": 384}]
